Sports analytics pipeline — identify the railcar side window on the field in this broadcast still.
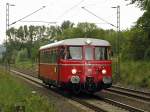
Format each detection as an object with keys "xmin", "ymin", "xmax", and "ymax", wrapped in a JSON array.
[
  {"xmin": 52, "ymin": 50, "xmax": 57, "ymax": 63},
  {"xmin": 59, "ymin": 47, "xmax": 65, "ymax": 59},
  {"xmin": 40, "ymin": 49, "xmax": 57, "ymax": 63},
  {"xmin": 95, "ymin": 47, "xmax": 110, "ymax": 60},
  {"xmin": 69, "ymin": 47, "xmax": 82, "ymax": 60}
]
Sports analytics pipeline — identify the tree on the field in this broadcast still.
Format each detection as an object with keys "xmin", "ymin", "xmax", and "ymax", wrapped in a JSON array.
[
  {"xmin": 76, "ymin": 22, "xmax": 98, "ymax": 38},
  {"xmin": 126, "ymin": 0, "xmax": 150, "ymax": 60},
  {"xmin": 127, "ymin": 0, "xmax": 149, "ymax": 10},
  {"xmin": 61, "ymin": 20, "xmax": 74, "ymax": 31}
]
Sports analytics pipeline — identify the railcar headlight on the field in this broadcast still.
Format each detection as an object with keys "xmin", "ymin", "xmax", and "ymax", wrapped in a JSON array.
[
  {"xmin": 102, "ymin": 69, "xmax": 107, "ymax": 75},
  {"xmin": 72, "ymin": 69, "xmax": 77, "ymax": 74}
]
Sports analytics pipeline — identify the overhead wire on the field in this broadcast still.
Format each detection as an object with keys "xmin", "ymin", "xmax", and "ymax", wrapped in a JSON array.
[
  {"xmin": 20, "ymin": 20, "xmax": 56, "ymax": 24},
  {"xmin": 81, "ymin": 7, "xmax": 117, "ymax": 28},
  {"xmin": 56, "ymin": 0, "xmax": 85, "ymax": 20},
  {"xmin": 9, "ymin": 6, "xmax": 46, "ymax": 26}
]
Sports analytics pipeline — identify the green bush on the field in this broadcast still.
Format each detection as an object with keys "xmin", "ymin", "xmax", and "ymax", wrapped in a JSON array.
[
  {"xmin": 113, "ymin": 61, "xmax": 150, "ymax": 88},
  {"xmin": 16, "ymin": 49, "xmax": 28, "ymax": 62}
]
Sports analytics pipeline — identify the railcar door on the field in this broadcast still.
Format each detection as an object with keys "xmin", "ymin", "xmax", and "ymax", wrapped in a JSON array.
[
  {"xmin": 57, "ymin": 46, "xmax": 65, "ymax": 86},
  {"xmin": 84, "ymin": 46, "xmax": 95, "ymax": 79},
  {"xmin": 84, "ymin": 46, "xmax": 99, "ymax": 91},
  {"xmin": 47, "ymin": 48, "xmax": 59, "ymax": 86},
  {"xmin": 52, "ymin": 48, "xmax": 59, "ymax": 85}
]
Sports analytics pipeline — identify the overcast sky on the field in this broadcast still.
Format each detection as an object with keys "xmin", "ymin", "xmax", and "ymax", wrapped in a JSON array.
[{"xmin": 0, "ymin": 0, "xmax": 143, "ymax": 44}]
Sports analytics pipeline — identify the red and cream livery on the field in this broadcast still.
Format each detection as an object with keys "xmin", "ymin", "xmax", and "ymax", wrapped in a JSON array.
[{"xmin": 38, "ymin": 38, "xmax": 112, "ymax": 93}]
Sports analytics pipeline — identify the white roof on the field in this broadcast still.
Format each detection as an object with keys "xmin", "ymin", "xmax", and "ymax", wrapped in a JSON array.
[{"xmin": 40, "ymin": 38, "xmax": 111, "ymax": 50}]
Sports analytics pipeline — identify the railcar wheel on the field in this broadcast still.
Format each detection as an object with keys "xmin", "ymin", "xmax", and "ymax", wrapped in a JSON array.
[
  {"xmin": 48, "ymin": 84, "xmax": 52, "ymax": 88},
  {"xmin": 42, "ymin": 80, "xmax": 48, "ymax": 85},
  {"xmin": 72, "ymin": 84, "xmax": 81, "ymax": 94}
]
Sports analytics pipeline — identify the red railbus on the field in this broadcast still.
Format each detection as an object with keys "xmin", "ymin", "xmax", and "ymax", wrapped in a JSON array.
[{"xmin": 38, "ymin": 38, "xmax": 112, "ymax": 93}]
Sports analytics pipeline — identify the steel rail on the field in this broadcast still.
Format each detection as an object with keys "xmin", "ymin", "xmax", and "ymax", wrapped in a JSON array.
[
  {"xmin": 99, "ymin": 97, "xmax": 147, "ymax": 112},
  {"xmin": 112, "ymin": 85, "xmax": 150, "ymax": 96},
  {"xmin": 69, "ymin": 97, "xmax": 108, "ymax": 112},
  {"xmin": 106, "ymin": 87, "xmax": 150, "ymax": 102}
]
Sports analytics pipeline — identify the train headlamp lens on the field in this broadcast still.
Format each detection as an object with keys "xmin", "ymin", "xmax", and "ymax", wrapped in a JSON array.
[
  {"xmin": 102, "ymin": 69, "xmax": 107, "ymax": 75},
  {"xmin": 72, "ymin": 69, "xmax": 77, "ymax": 74}
]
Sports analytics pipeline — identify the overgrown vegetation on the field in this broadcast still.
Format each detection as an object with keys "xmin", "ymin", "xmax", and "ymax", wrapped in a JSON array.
[
  {"xmin": 119, "ymin": 61, "xmax": 150, "ymax": 88},
  {"xmin": 0, "ymin": 68, "xmax": 56, "ymax": 112}
]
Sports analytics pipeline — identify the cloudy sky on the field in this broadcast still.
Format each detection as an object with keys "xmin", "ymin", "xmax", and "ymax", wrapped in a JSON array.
[{"xmin": 0, "ymin": 0, "xmax": 143, "ymax": 44}]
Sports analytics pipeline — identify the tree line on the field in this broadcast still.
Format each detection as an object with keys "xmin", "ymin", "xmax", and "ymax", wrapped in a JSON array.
[{"xmin": 3, "ymin": 22, "xmax": 117, "ymax": 63}]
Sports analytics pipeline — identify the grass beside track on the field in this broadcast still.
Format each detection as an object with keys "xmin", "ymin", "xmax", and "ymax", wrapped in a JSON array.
[
  {"xmin": 114, "ymin": 61, "xmax": 150, "ymax": 89},
  {"xmin": 12, "ymin": 60, "xmax": 37, "ymax": 70},
  {"xmin": 0, "ymin": 68, "xmax": 56, "ymax": 112}
]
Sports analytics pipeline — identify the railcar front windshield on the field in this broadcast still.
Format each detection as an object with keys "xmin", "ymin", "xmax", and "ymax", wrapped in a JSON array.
[
  {"xmin": 85, "ymin": 47, "xmax": 93, "ymax": 60},
  {"xmin": 95, "ymin": 47, "xmax": 110, "ymax": 60},
  {"xmin": 68, "ymin": 46, "xmax": 82, "ymax": 60}
]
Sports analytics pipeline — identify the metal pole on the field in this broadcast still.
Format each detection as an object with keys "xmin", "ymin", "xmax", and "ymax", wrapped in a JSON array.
[
  {"xmin": 112, "ymin": 5, "xmax": 120, "ymax": 81},
  {"xmin": 116, "ymin": 5, "xmax": 120, "ymax": 79},
  {"xmin": 5, "ymin": 3, "xmax": 9, "ymax": 70},
  {"xmin": 5, "ymin": 3, "xmax": 15, "ymax": 71}
]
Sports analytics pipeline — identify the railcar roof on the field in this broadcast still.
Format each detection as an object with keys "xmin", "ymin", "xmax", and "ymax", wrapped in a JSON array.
[{"xmin": 39, "ymin": 38, "xmax": 111, "ymax": 50}]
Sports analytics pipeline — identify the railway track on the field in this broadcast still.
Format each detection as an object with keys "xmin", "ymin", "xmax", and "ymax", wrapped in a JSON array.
[
  {"xmin": 94, "ymin": 95, "xmax": 146, "ymax": 112},
  {"xmin": 11, "ymin": 67, "xmax": 150, "ymax": 98},
  {"xmin": 112, "ymin": 85, "xmax": 150, "ymax": 96},
  {"xmin": 106, "ymin": 85, "xmax": 150, "ymax": 102},
  {"xmin": 10, "ymin": 69, "xmax": 147, "ymax": 112},
  {"xmin": 12, "ymin": 66, "xmax": 150, "ymax": 99},
  {"xmin": 10, "ymin": 69, "xmax": 109, "ymax": 112},
  {"xmin": 12, "ymin": 66, "xmax": 150, "ymax": 102}
]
